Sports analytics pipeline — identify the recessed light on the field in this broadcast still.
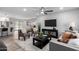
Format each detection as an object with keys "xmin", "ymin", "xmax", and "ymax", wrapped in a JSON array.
[
  {"xmin": 23, "ymin": 8, "xmax": 27, "ymax": 11},
  {"xmin": 59, "ymin": 7, "xmax": 64, "ymax": 10}
]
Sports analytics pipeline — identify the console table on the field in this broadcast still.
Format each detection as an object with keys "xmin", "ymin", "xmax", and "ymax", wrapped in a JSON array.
[{"xmin": 42, "ymin": 29, "xmax": 58, "ymax": 38}]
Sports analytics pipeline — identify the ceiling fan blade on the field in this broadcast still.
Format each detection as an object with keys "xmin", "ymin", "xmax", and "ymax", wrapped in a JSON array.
[
  {"xmin": 44, "ymin": 12, "xmax": 47, "ymax": 15},
  {"xmin": 45, "ymin": 10, "xmax": 53, "ymax": 12}
]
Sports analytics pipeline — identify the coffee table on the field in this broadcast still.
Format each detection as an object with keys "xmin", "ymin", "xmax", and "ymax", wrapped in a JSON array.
[{"xmin": 33, "ymin": 36, "xmax": 51, "ymax": 49}]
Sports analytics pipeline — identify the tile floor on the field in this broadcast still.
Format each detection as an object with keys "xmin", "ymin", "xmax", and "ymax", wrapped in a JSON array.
[
  {"xmin": 0, "ymin": 35, "xmax": 49, "ymax": 51},
  {"xmin": 1, "ymin": 35, "xmax": 25, "ymax": 51}
]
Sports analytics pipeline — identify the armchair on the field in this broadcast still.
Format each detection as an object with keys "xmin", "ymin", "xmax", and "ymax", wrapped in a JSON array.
[{"xmin": 18, "ymin": 30, "xmax": 26, "ymax": 41}]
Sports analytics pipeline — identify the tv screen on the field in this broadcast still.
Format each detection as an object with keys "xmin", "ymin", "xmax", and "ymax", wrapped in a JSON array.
[{"xmin": 45, "ymin": 19, "xmax": 56, "ymax": 27}]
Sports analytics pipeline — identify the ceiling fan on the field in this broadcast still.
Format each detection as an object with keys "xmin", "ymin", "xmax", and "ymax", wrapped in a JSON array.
[{"xmin": 40, "ymin": 7, "xmax": 53, "ymax": 15}]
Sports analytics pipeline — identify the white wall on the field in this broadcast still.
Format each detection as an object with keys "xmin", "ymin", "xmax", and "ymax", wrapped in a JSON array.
[{"xmin": 37, "ymin": 8, "xmax": 79, "ymax": 35}]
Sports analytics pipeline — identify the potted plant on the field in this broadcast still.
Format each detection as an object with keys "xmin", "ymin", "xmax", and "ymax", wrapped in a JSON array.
[{"xmin": 38, "ymin": 32, "xmax": 43, "ymax": 39}]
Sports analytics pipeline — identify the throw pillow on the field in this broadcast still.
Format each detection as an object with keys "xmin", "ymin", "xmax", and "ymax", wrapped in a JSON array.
[{"xmin": 62, "ymin": 32, "xmax": 72, "ymax": 43}]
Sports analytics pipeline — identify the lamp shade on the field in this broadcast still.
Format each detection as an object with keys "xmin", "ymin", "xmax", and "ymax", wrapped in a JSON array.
[{"xmin": 70, "ymin": 22, "xmax": 75, "ymax": 28}]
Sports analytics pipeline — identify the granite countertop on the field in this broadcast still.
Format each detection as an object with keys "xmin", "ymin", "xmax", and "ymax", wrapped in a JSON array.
[{"xmin": 50, "ymin": 38, "xmax": 79, "ymax": 51}]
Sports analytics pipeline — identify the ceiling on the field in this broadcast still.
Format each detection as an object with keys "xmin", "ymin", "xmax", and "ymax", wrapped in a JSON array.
[{"xmin": 0, "ymin": 7, "xmax": 78, "ymax": 19}]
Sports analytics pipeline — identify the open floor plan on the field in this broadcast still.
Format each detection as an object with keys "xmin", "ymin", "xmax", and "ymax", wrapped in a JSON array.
[{"xmin": 0, "ymin": 7, "xmax": 79, "ymax": 51}]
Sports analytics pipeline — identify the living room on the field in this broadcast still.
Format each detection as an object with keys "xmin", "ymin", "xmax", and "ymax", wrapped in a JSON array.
[{"xmin": 0, "ymin": 7, "xmax": 79, "ymax": 51}]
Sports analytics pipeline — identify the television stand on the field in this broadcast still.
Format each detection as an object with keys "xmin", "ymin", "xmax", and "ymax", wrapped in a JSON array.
[{"xmin": 42, "ymin": 29, "xmax": 58, "ymax": 38}]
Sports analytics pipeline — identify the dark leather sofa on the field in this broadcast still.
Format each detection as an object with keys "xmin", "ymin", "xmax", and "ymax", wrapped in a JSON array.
[{"xmin": 0, "ymin": 40, "xmax": 7, "ymax": 51}]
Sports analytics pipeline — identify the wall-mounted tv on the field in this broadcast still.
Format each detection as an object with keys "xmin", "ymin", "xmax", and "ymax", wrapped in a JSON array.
[{"xmin": 45, "ymin": 19, "xmax": 56, "ymax": 27}]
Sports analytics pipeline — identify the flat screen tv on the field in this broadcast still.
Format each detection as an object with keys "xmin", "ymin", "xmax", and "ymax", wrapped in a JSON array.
[{"xmin": 45, "ymin": 19, "xmax": 56, "ymax": 27}]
